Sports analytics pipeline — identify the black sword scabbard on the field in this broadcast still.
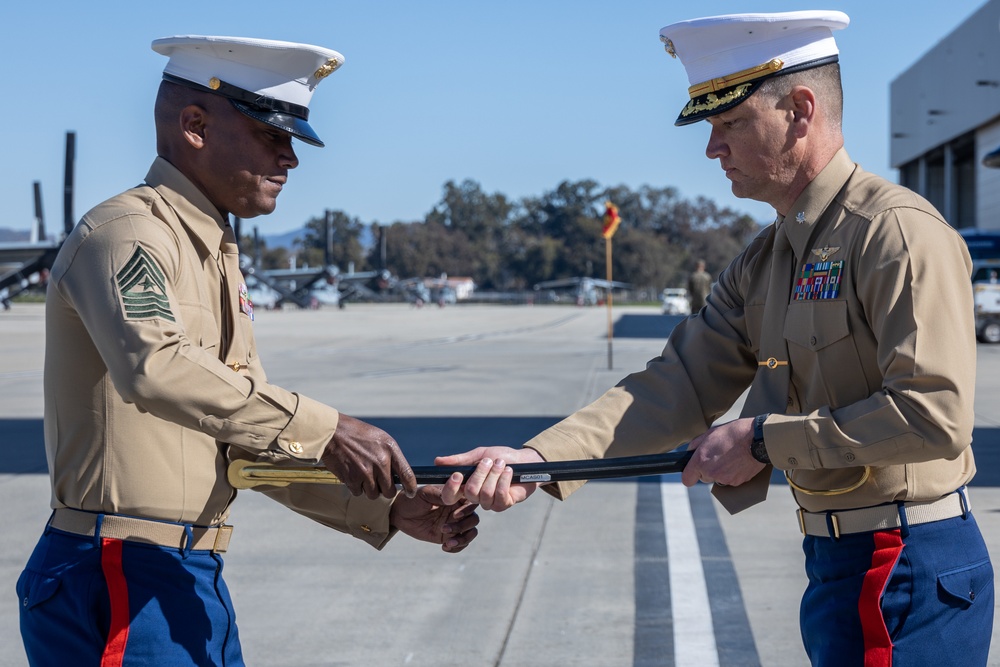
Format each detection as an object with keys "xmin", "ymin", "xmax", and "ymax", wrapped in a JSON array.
[{"xmin": 406, "ymin": 450, "xmax": 693, "ymax": 484}]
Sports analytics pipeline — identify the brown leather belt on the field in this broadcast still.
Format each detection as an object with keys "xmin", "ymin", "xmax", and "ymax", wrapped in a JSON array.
[
  {"xmin": 797, "ymin": 489, "xmax": 970, "ymax": 539},
  {"xmin": 50, "ymin": 508, "xmax": 233, "ymax": 553}
]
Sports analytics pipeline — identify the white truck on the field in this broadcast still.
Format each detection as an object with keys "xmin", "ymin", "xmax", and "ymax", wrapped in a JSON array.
[{"xmin": 974, "ymin": 280, "xmax": 1000, "ymax": 343}]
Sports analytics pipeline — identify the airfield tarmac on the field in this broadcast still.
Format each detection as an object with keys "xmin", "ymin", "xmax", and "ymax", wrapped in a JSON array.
[{"xmin": 2, "ymin": 302, "xmax": 1000, "ymax": 667}]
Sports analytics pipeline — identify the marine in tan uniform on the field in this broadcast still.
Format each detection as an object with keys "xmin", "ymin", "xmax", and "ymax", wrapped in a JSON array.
[
  {"xmin": 18, "ymin": 36, "xmax": 478, "ymax": 667},
  {"xmin": 440, "ymin": 11, "xmax": 993, "ymax": 665},
  {"xmin": 686, "ymin": 259, "xmax": 712, "ymax": 312}
]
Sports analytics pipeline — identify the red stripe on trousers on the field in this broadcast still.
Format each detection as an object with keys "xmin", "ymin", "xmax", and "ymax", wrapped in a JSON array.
[
  {"xmin": 858, "ymin": 529, "xmax": 904, "ymax": 667},
  {"xmin": 100, "ymin": 538, "xmax": 130, "ymax": 667}
]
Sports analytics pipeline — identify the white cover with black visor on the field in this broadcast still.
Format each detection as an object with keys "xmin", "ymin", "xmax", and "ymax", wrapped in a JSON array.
[
  {"xmin": 659, "ymin": 10, "xmax": 849, "ymax": 126},
  {"xmin": 151, "ymin": 35, "xmax": 344, "ymax": 147}
]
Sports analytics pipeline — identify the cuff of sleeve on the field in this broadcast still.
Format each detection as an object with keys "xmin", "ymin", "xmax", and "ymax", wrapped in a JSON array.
[
  {"xmin": 347, "ymin": 494, "xmax": 397, "ymax": 550},
  {"xmin": 275, "ymin": 393, "xmax": 339, "ymax": 463},
  {"xmin": 759, "ymin": 413, "xmax": 815, "ymax": 471},
  {"xmin": 521, "ymin": 440, "xmax": 577, "ymax": 501}
]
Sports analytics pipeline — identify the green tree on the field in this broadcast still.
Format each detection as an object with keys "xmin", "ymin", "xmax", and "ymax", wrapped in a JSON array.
[
  {"xmin": 426, "ymin": 180, "xmax": 514, "ymax": 288},
  {"xmin": 376, "ymin": 220, "xmax": 476, "ymax": 280},
  {"xmin": 296, "ymin": 209, "xmax": 369, "ymax": 272}
]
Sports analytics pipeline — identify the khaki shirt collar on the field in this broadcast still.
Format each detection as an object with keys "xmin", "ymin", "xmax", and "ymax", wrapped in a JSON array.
[
  {"xmin": 779, "ymin": 147, "xmax": 856, "ymax": 259},
  {"xmin": 145, "ymin": 157, "xmax": 228, "ymax": 260}
]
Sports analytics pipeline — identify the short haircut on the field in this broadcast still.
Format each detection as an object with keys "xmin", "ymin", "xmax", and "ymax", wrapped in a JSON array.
[{"xmin": 755, "ymin": 62, "xmax": 843, "ymax": 128}]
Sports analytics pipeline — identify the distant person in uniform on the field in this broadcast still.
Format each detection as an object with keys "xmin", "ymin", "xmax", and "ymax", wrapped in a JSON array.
[
  {"xmin": 18, "ymin": 36, "xmax": 479, "ymax": 667},
  {"xmin": 439, "ymin": 10, "xmax": 993, "ymax": 666},
  {"xmin": 686, "ymin": 258, "xmax": 712, "ymax": 312}
]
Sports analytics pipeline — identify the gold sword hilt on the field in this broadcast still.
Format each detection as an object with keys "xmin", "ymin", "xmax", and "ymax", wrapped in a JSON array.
[{"xmin": 227, "ymin": 459, "xmax": 344, "ymax": 489}]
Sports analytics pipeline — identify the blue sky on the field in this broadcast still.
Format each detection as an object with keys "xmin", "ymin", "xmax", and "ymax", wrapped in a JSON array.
[{"xmin": 0, "ymin": 1, "xmax": 990, "ymax": 236}]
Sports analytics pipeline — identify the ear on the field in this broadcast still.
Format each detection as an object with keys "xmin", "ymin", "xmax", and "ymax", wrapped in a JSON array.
[
  {"xmin": 179, "ymin": 104, "xmax": 208, "ymax": 149},
  {"xmin": 788, "ymin": 86, "xmax": 816, "ymax": 137}
]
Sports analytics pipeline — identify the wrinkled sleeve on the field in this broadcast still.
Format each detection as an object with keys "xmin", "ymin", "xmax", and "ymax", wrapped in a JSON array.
[
  {"xmin": 526, "ymin": 245, "xmax": 762, "ymax": 499},
  {"xmin": 56, "ymin": 213, "xmax": 334, "ymax": 464},
  {"xmin": 764, "ymin": 210, "xmax": 975, "ymax": 470},
  {"xmin": 234, "ymin": 447, "xmax": 397, "ymax": 549}
]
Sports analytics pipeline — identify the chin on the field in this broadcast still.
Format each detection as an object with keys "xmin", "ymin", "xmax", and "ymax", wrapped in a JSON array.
[{"xmin": 237, "ymin": 200, "xmax": 278, "ymax": 219}]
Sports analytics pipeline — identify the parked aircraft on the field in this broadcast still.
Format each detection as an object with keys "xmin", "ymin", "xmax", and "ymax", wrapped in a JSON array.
[
  {"xmin": 533, "ymin": 277, "xmax": 631, "ymax": 306},
  {"xmin": 0, "ymin": 132, "xmax": 77, "ymax": 302},
  {"xmin": 238, "ymin": 216, "xmax": 393, "ymax": 309}
]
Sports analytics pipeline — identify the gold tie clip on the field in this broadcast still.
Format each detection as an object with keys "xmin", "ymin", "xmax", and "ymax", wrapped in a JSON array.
[{"xmin": 758, "ymin": 357, "xmax": 788, "ymax": 370}]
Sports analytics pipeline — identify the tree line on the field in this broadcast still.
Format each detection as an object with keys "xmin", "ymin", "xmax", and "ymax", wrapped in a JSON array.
[{"xmin": 248, "ymin": 178, "xmax": 763, "ymax": 295}]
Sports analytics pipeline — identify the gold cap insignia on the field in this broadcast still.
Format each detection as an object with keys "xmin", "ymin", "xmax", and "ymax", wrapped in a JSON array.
[
  {"xmin": 314, "ymin": 58, "xmax": 341, "ymax": 80},
  {"xmin": 680, "ymin": 83, "xmax": 752, "ymax": 117},
  {"xmin": 208, "ymin": 77, "xmax": 222, "ymax": 90},
  {"xmin": 812, "ymin": 246, "xmax": 841, "ymax": 262},
  {"xmin": 660, "ymin": 35, "xmax": 676, "ymax": 58}
]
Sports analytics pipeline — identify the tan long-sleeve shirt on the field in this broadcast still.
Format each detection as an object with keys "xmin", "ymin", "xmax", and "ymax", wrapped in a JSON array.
[
  {"xmin": 44, "ymin": 157, "xmax": 393, "ymax": 547},
  {"xmin": 526, "ymin": 149, "xmax": 976, "ymax": 513}
]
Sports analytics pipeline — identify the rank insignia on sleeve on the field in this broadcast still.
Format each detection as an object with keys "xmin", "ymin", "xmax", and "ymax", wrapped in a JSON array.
[
  {"xmin": 115, "ymin": 245, "xmax": 175, "ymax": 322},
  {"xmin": 794, "ymin": 260, "xmax": 844, "ymax": 300}
]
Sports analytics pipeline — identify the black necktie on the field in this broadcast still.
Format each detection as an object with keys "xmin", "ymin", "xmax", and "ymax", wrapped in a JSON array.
[{"xmin": 712, "ymin": 221, "xmax": 793, "ymax": 514}]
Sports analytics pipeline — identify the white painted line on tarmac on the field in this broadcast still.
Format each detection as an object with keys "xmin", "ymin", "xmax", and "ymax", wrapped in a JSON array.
[{"xmin": 662, "ymin": 481, "xmax": 719, "ymax": 666}]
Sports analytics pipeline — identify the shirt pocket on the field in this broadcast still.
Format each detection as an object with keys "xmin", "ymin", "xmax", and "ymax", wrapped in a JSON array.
[
  {"xmin": 177, "ymin": 299, "xmax": 221, "ymax": 351},
  {"xmin": 784, "ymin": 300, "xmax": 868, "ymax": 408},
  {"xmin": 785, "ymin": 299, "xmax": 850, "ymax": 350}
]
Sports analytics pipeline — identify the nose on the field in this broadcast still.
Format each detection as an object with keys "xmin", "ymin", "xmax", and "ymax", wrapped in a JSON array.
[
  {"xmin": 705, "ymin": 126, "xmax": 728, "ymax": 161},
  {"xmin": 279, "ymin": 142, "xmax": 299, "ymax": 170}
]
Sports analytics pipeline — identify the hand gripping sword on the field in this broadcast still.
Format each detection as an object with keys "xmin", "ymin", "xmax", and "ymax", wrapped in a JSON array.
[{"xmin": 227, "ymin": 450, "xmax": 694, "ymax": 490}]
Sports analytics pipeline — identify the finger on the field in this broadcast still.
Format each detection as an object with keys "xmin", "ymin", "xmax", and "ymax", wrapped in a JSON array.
[
  {"xmin": 341, "ymin": 468, "xmax": 365, "ymax": 497},
  {"xmin": 681, "ymin": 461, "xmax": 700, "ymax": 488},
  {"xmin": 444, "ymin": 510, "xmax": 481, "ymax": 536},
  {"xmin": 371, "ymin": 458, "xmax": 395, "ymax": 500},
  {"xmin": 478, "ymin": 459, "xmax": 506, "ymax": 511},
  {"xmin": 461, "ymin": 458, "xmax": 493, "ymax": 502},
  {"xmin": 435, "ymin": 448, "xmax": 488, "ymax": 466},
  {"xmin": 322, "ymin": 450, "xmax": 365, "ymax": 497},
  {"xmin": 440, "ymin": 472, "xmax": 465, "ymax": 505},
  {"xmin": 443, "ymin": 527, "xmax": 478, "ymax": 553},
  {"xmin": 363, "ymin": 479, "xmax": 383, "ymax": 501},
  {"xmin": 491, "ymin": 466, "xmax": 516, "ymax": 511},
  {"xmin": 449, "ymin": 499, "xmax": 479, "ymax": 521},
  {"xmin": 392, "ymin": 450, "xmax": 418, "ymax": 499}
]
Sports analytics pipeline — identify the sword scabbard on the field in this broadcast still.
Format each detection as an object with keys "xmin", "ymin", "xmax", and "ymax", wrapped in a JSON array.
[{"xmin": 227, "ymin": 450, "xmax": 693, "ymax": 489}]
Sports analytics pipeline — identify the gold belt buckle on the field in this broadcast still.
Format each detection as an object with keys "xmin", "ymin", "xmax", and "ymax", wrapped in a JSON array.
[
  {"xmin": 829, "ymin": 513, "xmax": 841, "ymax": 540},
  {"xmin": 797, "ymin": 508, "xmax": 841, "ymax": 539},
  {"xmin": 213, "ymin": 525, "xmax": 233, "ymax": 553}
]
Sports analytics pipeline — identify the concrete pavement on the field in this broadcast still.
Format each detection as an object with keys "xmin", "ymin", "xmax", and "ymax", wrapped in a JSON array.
[{"xmin": 2, "ymin": 302, "xmax": 999, "ymax": 666}]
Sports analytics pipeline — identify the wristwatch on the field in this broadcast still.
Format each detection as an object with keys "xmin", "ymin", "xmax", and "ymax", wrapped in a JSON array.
[{"xmin": 750, "ymin": 413, "xmax": 771, "ymax": 464}]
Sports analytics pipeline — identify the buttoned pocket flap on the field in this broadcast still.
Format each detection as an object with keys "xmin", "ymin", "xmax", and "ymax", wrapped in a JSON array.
[
  {"xmin": 16, "ymin": 571, "xmax": 60, "ymax": 611},
  {"xmin": 938, "ymin": 559, "xmax": 993, "ymax": 607},
  {"xmin": 784, "ymin": 300, "xmax": 850, "ymax": 351}
]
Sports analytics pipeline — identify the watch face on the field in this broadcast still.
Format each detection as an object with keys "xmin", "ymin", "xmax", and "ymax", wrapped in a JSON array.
[{"xmin": 751, "ymin": 415, "xmax": 770, "ymax": 464}]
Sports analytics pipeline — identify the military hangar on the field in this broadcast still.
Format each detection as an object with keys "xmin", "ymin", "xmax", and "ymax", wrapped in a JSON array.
[{"xmin": 890, "ymin": 0, "xmax": 1000, "ymax": 231}]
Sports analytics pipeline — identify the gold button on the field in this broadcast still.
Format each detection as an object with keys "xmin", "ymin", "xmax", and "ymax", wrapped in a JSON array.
[
  {"xmin": 288, "ymin": 442, "xmax": 303, "ymax": 454},
  {"xmin": 360, "ymin": 525, "xmax": 371, "ymax": 533}
]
